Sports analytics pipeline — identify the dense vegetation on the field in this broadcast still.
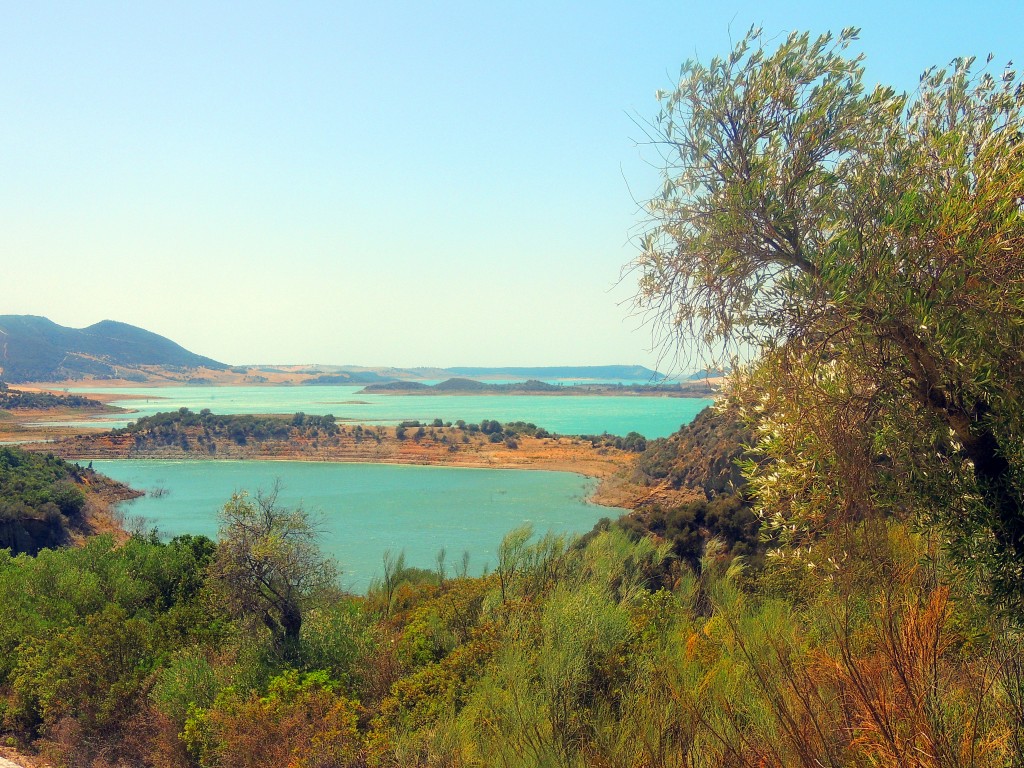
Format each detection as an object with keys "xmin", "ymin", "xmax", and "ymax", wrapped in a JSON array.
[
  {"xmin": 0, "ymin": 447, "xmax": 90, "ymax": 554},
  {"xmin": 636, "ymin": 28, "xmax": 1024, "ymax": 606},
  {"xmin": 0, "ymin": 447, "xmax": 87, "ymax": 520},
  {"xmin": 1, "ymin": 510, "xmax": 1021, "ymax": 767},
  {"xmin": 635, "ymin": 405, "xmax": 750, "ymax": 497},
  {"xmin": 111, "ymin": 409, "xmax": 647, "ymax": 454},
  {"xmin": 0, "ymin": 381, "xmax": 102, "ymax": 410},
  {"xmin": 611, "ymin": 405, "xmax": 764, "ymax": 570},
  {"xmin": 398, "ymin": 418, "xmax": 646, "ymax": 451},
  {"xmin": 114, "ymin": 408, "xmax": 340, "ymax": 448}
]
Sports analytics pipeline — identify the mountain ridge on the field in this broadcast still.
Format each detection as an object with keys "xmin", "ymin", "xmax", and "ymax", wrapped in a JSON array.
[
  {"xmin": 0, "ymin": 315, "xmax": 227, "ymax": 383},
  {"xmin": 0, "ymin": 316, "xmax": 671, "ymax": 385}
]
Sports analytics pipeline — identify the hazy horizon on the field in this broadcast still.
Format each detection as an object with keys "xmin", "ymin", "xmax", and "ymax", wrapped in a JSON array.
[{"xmin": 5, "ymin": 1, "xmax": 1020, "ymax": 370}]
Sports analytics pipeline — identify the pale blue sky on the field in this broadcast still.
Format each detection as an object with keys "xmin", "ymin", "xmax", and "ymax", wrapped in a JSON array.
[{"xmin": 3, "ymin": 1, "xmax": 1020, "ymax": 368}]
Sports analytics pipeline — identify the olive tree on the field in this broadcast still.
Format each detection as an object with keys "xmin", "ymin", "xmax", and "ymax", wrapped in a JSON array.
[
  {"xmin": 210, "ymin": 485, "xmax": 337, "ymax": 658},
  {"xmin": 634, "ymin": 28, "xmax": 1024, "ymax": 604}
]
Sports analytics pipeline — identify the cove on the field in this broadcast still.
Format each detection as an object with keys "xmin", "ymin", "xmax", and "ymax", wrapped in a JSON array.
[{"xmin": 94, "ymin": 459, "xmax": 619, "ymax": 593}]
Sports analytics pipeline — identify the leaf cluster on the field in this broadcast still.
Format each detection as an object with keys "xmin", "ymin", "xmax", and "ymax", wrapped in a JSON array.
[{"xmin": 636, "ymin": 26, "xmax": 1024, "ymax": 607}]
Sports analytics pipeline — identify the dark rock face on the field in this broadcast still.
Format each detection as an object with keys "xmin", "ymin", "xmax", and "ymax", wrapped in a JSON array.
[{"xmin": 0, "ymin": 515, "xmax": 67, "ymax": 555}]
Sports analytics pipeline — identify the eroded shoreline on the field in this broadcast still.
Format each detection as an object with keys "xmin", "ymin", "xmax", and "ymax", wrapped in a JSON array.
[
  {"xmin": 28, "ymin": 426, "xmax": 643, "ymax": 509},
  {"xmin": 6, "ymin": 384, "xmax": 660, "ymax": 510}
]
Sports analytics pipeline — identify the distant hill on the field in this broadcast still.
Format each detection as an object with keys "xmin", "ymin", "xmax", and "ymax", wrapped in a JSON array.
[
  {"xmin": 361, "ymin": 377, "xmax": 714, "ymax": 397},
  {"xmin": 299, "ymin": 371, "xmax": 397, "ymax": 385},
  {"xmin": 445, "ymin": 365, "xmax": 664, "ymax": 381},
  {"xmin": 433, "ymin": 377, "xmax": 499, "ymax": 391},
  {"xmin": 0, "ymin": 315, "xmax": 227, "ymax": 383},
  {"xmin": 686, "ymin": 368, "xmax": 728, "ymax": 381}
]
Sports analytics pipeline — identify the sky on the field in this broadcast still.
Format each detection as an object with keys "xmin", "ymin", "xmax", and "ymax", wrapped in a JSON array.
[{"xmin": 3, "ymin": 1, "xmax": 1021, "ymax": 370}]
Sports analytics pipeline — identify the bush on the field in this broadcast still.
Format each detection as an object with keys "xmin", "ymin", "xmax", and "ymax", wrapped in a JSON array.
[{"xmin": 182, "ymin": 670, "xmax": 363, "ymax": 768}]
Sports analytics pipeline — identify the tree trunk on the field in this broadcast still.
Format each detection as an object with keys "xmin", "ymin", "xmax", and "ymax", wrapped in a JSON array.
[
  {"xmin": 961, "ymin": 428, "xmax": 1024, "ymax": 559},
  {"xmin": 884, "ymin": 318, "xmax": 1024, "ymax": 558},
  {"xmin": 279, "ymin": 599, "xmax": 303, "ymax": 660}
]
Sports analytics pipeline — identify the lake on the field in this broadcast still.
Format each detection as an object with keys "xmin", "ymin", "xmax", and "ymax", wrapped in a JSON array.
[
  {"xmin": 63, "ymin": 385, "xmax": 712, "ymax": 438},
  {"xmin": 95, "ymin": 459, "xmax": 616, "ymax": 592}
]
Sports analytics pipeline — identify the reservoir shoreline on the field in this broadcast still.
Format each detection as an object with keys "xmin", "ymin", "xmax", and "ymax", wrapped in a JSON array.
[{"xmin": 26, "ymin": 426, "xmax": 641, "ymax": 509}]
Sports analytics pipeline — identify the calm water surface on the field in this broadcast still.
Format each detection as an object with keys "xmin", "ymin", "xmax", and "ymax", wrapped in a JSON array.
[
  {"xmin": 95, "ymin": 459, "xmax": 616, "ymax": 592},
  {"xmin": 64, "ymin": 385, "xmax": 711, "ymax": 438}
]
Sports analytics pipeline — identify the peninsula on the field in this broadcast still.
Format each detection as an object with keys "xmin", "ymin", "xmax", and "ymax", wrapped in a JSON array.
[{"xmin": 26, "ymin": 409, "xmax": 648, "ymax": 507}]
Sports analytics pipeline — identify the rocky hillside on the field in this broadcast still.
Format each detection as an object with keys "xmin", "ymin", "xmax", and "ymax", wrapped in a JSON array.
[
  {"xmin": 0, "ymin": 315, "xmax": 226, "ymax": 383},
  {"xmin": 633, "ymin": 404, "xmax": 752, "ymax": 499},
  {"xmin": 614, "ymin": 405, "xmax": 763, "ymax": 568}
]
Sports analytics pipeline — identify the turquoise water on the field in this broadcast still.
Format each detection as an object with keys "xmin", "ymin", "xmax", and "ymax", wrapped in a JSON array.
[
  {"xmin": 65, "ymin": 385, "xmax": 711, "ymax": 438},
  {"xmin": 94, "ymin": 459, "xmax": 616, "ymax": 592}
]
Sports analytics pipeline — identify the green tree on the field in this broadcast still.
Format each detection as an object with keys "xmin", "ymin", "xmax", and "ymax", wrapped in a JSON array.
[
  {"xmin": 634, "ymin": 29, "xmax": 1024, "ymax": 604},
  {"xmin": 209, "ymin": 486, "xmax": 337, "ymax": 659}
]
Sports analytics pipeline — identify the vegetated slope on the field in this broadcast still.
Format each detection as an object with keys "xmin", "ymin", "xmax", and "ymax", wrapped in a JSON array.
[
  {"xmin": 0, "ymin": 493, "xmax": 1014, "ymax": 767},
  {"xmin": 0, "ymin": 315, "xmax": 227, "ymax": 383},
  {"xmin": 615, "ymin": 405, "xmax": 762, "ymax": 568},
  {"xmin": 0, "ymin": 446, "xmax": 138, "ymax": 554},
  {"xmin": 634, "ymin": 404, "xmax": 751, "ymax": 498}
]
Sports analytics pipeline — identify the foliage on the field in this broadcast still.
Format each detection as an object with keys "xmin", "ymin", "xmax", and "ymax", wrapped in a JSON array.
[
  {"xmin": 634, "ymin": 27, "xmax": 1024, "ymax": 607},
  {"xmin": 621, "ymin": 491, "xmax": 763, "ymax": 569},
  {"xmin": 116, "ymin": 407, "xmax": 339, "ymax": 448},
  {"xmin": 0, "ymin": 533, "xmax": 219, "ymax": 763},
  {"xmin": 209, "ymin": 486, "xmax": 338, "ymax": 661},
  {"xmin": 0, "ymin": 504, "xmax": 1021, "ymax": 767},
  {"xmin": 182, "ymin": 670, "xmax": 362, "ymax": 768},
  {"xmin": 0, "ymin": 447, "xmax": 92, "ymax": 554},
  {"xmin": 0, "ymin": 447, "xmax": 87, "ymax": 520}
]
